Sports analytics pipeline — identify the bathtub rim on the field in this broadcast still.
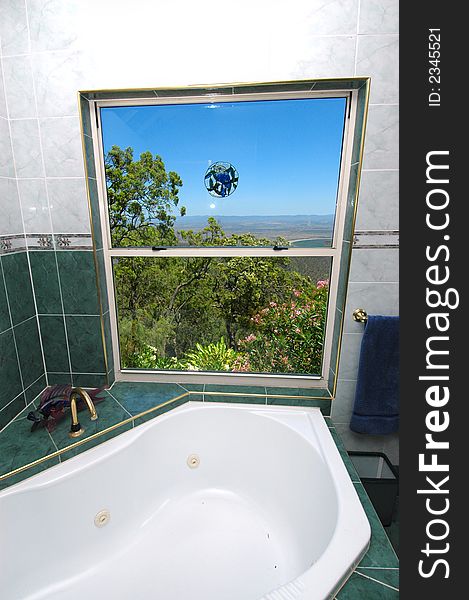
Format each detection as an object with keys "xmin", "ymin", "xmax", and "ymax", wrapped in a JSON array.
[{"xmin": 0, "ymin": 402, "xmax": 371, "ymax": 600}]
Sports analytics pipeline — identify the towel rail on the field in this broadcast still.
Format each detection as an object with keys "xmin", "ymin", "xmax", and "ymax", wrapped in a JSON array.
[{"xmin": 352, "ymin": 308, "xmax": 368, "ymax": 323}]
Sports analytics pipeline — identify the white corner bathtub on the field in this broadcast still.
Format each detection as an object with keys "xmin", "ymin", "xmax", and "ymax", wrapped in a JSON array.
[{"xmin": 0, "ymin": 402, "xmax": 370, "ymax": 600}]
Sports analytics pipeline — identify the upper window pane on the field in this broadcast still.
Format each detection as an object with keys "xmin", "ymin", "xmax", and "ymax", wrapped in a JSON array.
[{"xmin": 100, "ymin": 97, "xmax": 346, "ymax": 248}]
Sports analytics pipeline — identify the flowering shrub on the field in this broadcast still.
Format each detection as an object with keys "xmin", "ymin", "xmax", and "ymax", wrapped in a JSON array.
[{"xmin": 238, "ymin": 281, "xmax": 329, "ymax": 374}]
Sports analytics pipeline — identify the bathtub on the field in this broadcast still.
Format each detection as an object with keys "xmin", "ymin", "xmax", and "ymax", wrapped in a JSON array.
[{"xmin": 0, "ymin": 401, "xmax": 370, "ymax": 600}]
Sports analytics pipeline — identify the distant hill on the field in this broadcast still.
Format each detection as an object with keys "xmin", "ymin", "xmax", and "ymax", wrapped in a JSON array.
[{"xmin": 171, "ymin": 214, "xmax": 334, "ymax": 244}]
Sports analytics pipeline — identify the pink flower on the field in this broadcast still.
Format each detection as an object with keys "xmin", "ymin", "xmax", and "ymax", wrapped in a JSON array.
[
  {"xmin": 245, "ymin": 334, "xmax": 257, "ymax": 343},
  {"xmin": 269, "ymin": 301, "xmax": 277, "ymax": 308},
  {"xmin": 293, "ymin": 289, "xmax": 301, "ymax": 297},
  {"xmin": 317, "ymin": 279, "xmax": 329, "ymax": 289}
]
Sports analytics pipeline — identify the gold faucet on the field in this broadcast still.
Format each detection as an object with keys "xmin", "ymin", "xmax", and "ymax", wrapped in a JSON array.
[{"xmin": 69, "ymin": 387, "xmax": 98, "ymax": 438}]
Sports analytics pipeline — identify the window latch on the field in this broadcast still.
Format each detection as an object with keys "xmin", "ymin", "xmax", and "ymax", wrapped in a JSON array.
[
  {"xmin": 152, "ymin": 246, "xmax": 168, "ymax": 251},
  {"xmin": 272, "ymin": 245, "xmax": 289, "ymax": 251}
]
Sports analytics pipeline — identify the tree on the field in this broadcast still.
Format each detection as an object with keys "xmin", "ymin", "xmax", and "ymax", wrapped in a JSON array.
[{"xmin": 105, "ymin": 145, "xmax": 185, "ymax": 247}]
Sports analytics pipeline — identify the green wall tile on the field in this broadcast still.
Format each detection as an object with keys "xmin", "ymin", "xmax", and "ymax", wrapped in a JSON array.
[
  {"xmin": 0, "ymin": 330, "xmax": 23, "ymax": 410},
  {"xmin": 2, "ymin": 252, "xmax": 35, "ymax": 325},
  {"xmin": 24, "ymin": 374, "xmax": 46, "ymax": 405},
  {"xmin": 14, "ymin": 317, "xmax": 45, "ymax": 389},
  {"xmin": 88, "ymin": 178, "xmax": 103, "ymax": 250},
  {"xmin": 29, "ymin": 251, "xmax": 62, "ymax": 314},
  {"xmin": 343, "ymin": 164, "xmax": 359, "ymax": 243},
  {"xmin": 72, "ymin": 373, "xmax": 108, "ymax": 388},
  {"xmin": 57, "ymin": 251, "xmax": 100, "ymax": 315},
  {"xmin": 47, "ymin": 372, "xmax": 73, "ymax": 385},
  {"xmin": 66, "ymin": 315, "xmax": 105, "ymax": 373},
  {"xmin": 0, "ymin": 394, "xmax": 25, "ymax": 430},
  {"xmin": 39, "ymin": 315, "xmax": 70, "ymax": 373},
  {"xmin": 83, "ymin": 134, "xmax": 96, "ymax": 178},
  {"xmin": 0, "ymin": 265, "xmax": 11, "ymax": 333},
  {"xmin": 79, "ymin": 95, "xmax": 92, "ymax": 137}
]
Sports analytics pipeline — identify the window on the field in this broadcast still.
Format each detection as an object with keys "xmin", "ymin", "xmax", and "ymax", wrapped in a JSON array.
[{"xmin": 91, "ymin": 83, "xmax": 364, "ymax": 387}]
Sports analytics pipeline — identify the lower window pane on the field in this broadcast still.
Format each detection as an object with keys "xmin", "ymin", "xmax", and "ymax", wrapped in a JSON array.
[{"xmin": 113, "ymin": 256, "xmax": 331, "ymax": 376}]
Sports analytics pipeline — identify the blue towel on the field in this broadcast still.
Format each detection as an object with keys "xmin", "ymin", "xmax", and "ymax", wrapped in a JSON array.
[{"xmin": 350, "ymin": 315, "xmax": 399, "ymax": 434}]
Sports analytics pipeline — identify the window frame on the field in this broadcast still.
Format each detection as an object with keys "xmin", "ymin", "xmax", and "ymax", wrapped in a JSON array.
[{"xmin": 90, "ymin": 86, "xmax": 359, "ymax": 388}]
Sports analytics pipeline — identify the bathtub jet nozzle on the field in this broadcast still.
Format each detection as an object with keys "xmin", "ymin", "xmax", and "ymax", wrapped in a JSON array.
[{"xmin": 68, "ymin": 387, "xmax": 98, "ymax": 438}]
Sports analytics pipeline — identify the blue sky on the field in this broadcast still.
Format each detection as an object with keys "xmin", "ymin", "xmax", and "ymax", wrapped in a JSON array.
[{"xmin": 100, "ymin": 97, "xmax": 346, "ymax": 217}]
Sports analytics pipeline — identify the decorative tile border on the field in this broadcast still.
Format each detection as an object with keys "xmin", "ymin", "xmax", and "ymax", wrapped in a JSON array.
[
  {"xmin": 25, "ymin": 233, "xmax": 93, "ymax": 251},
  {"xmin": 353, "ymin": 230, "xmax": 399, "ymax": 248},
  {"xmin": 0, "ymin": 234, "xmax": 27, "ymax": 254}
]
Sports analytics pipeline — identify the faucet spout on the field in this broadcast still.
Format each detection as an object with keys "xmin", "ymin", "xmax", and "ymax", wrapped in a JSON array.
[{"xmin": 69, "ymin": 387, "xmax": 98, "ymax": 438}]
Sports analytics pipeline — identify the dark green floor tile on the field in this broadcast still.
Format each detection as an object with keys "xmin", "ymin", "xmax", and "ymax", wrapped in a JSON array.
[
  {"xmin": 0, "ymin": 330, "xmax": 23, "ymax": 410},
  {"xmin": 47, "ymin": 372, "xmax": 72, "ymax": 385},
  {"xmin": 57, "ymin": 251, "xmax": 100, "ymax": 315},
  {"xmin": 266, "ymin": 386, "xmax": 331, "ymax": 399},
  {"xmin": 66, "ymin": 315, "xmax": 105, "ymax": 373},
  {"xmin": 355, "ymin": 568, "xmax": 399, "ymax": 589},
  {"xmin": 205, "ymin": 394, "xmax": 266, "ymax": 404},
  {"xmin": 49, "ymin": 392, "xmax": 131, "ymax": 451},
  {"xmin": 29, "ymin": 251, "xmax": 62, "ymax": 314},
  {"xmin": 0, "ymin": 394, "xmax": 25, "ymax": 430},
  {"xmin": 24, "ymin": 374, "xmax": 46, "ymax": 405},
  {"xmin": 14, "ymin": 317, "xmax": 45, "ymax": 388},
  {"xmin": 108, "ymin": 382, "xmax": 187, "ymax": 415},
  {"xmin": 60, "ymin": 421, "xmax": 133, "ymax": 462},
  {"xmin": 0, "ymin": 267, "xmax": 11, "ymax": 333},
  {"xmin": 72, "ymin": 373, "xmax": 108, "ymax": 388},
  {"xmin": 39, "ymin": 315, "xmax": 70, "ymax": 373},
  {"xmin": 1, "ymin": 252, "xmax": 35, "ymax": 325},
  {"xmin": 328, "ymin": 427, "xmax": 361, "ymax": 483},
  {"xmin": 354, "ymin": 482, "xmax": 399, "ymax": 568},
  {"xmin": 267, "ymin": 396, "xmax": 331, "ymax": 414},
  {"xmin": 337, "ymin": 570, "xmax": 398, "ymax": 598},
  {"xmin": 132, "ymin": 396, "xmax": 189, "ymax": 427},
  {"xmin": 0, "ymin": 418, "xmax": 58, "ymax": 480},
  {"xmin": 187, "ymin": 393, "xmax": 203, "ymax": 402}
]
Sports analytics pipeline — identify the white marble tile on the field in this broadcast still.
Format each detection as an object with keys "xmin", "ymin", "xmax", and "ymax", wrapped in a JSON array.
[
  {"xmin": 356, "ymin": 170, "xmax": 399, "ymax": 230},
  {"xmin": 344, "ymin": 281, "xmax": 399, "ymax": 333},
  {"xmin": 17, "ymin": 178, "xmax": 51, "ymax": 233},
  {"xmin": 27, "ymin": 0, "xmax": 80, "ymax": 52},
  {"xmin": 2, "ymin": 55, "xmax": 37, "ymax": 119},
  {"xmin": 47, "ymin": 177, "xmax": 91, "ymax": 234},
  {"xmin": 349, "ymin": 248, "xmax": 399, "ymax": 282},
  {"xmin": 337, "ymin": 333, "xmax": 363, "ymax": 380},
  {"xmin": 0, "ymin": 61, "xmax": 7, "ymax": 118},
  {"xmin": 356, "ymin": 34, "xmax": 398, "ymax": 104},
  {"xmin": 305, "ymin": 0, "xmax": 359, "ymax": 35},
  {"xmin": 362, "ymin": 105, "xmax": 399, "ymax": 170},
  {"xmin": 331, "ymin": 379, "xmax": 358, "ymax": 423},
  {"xmin": 0, "ymin": 118, "xmax": 15, "ymax": 177},
  {"xmin": 0, "ymin": 178, "xmax": 23, "ymax": 236},
  {"xmin": 10, "ymin": 119, "xmax": 44, "ymax": 178},
  {"xmin": 0, "ymin": 0, "xmax": 29, "ymax": 56},
  {"xmin": 359, "ymin": 0, "xmax": 399, "ymax": 34},
  {"xmin": 290, "ymin": 36, "xmax": 357, "ymax": 79},
  {"xmin": 31, "ymin": 50, "xmax": 88, "ymax": 117},
  {"xmin": 40, "ymin": 117, "xmax": 85, "ymax": 177}
]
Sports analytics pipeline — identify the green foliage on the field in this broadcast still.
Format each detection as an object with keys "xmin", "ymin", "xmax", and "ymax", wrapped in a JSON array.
[
  {"xmin": 238, "ymin": 282, "xmax": 329, "ymax": 375},
  {"xmin": 183, "ymin": 338, "xmax": 239, "ymax": 371},
  {"xmin": 105, "ymin": 145, "xmax": 185, "ymax": 247}
]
